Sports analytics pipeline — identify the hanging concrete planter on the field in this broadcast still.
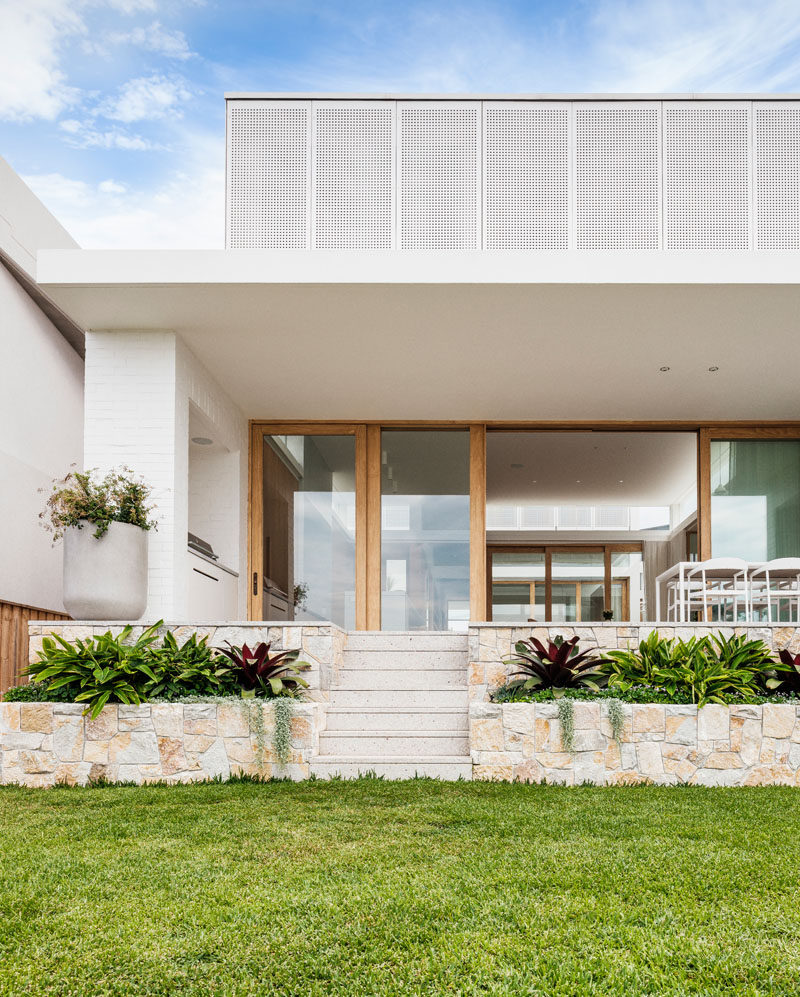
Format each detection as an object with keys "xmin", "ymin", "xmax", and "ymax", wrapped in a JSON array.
[{"xmin": 63, "ymin": 520, "xmax": 148, "ymax": 620}]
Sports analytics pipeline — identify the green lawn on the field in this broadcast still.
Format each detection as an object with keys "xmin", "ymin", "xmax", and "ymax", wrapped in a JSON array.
[{"xmin": 1, "ymin": 780, "xmax": 799, "ymax": 996}]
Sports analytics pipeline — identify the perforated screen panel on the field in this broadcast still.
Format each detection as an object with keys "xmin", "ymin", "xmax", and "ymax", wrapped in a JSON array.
[
  {"xmin": 576, "ymin": 104, "xmax": 660, "ymax": 249},
  {"xmin": 398, "ymin": 103, "xmax": 480, "ymax": 249},
  {"xmin": 754, "ymin": 103, "xmax": 800, "ymax": 249},
  {"xmin": 483, "ymin": 104, "xmax": 569, "ymax": 249},
  {"xmin": 228, "ymin": 102, "xmax": 310, "ymax": 249},
  {"xmin": 664, "ymin": 104, "xmax": 751, "ymax": 250},
  {"xmin": 313, "ymin": 103, "xmax": 394, "ymax": 249}
]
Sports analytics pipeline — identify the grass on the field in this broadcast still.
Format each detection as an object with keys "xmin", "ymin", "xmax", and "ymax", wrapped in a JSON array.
[{"xmin": 1, "ymin": 780, "xmax": 799, "ymax": 996}]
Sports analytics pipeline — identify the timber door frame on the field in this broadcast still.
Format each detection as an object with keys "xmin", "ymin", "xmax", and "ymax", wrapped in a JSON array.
[{"xmin": 248, "ymin": 424, "xmax": 367, "ymax": 625}]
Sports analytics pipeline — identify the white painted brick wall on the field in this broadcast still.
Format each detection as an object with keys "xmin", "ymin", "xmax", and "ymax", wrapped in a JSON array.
[{"xmin": 84, "ymin": 331, "xmax": 248, "ymax": 620}]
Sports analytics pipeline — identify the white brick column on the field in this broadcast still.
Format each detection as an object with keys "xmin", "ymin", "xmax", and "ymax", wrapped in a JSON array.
[{"xmin": 83, "ymin": 330, "xmax": 188, "ymax": 619}]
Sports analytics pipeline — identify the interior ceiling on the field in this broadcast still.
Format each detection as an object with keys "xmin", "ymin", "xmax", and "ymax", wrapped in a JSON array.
[
  {"xmin": 487, "ymin": 432, "xmax": 697, "ymax": 506},
  {"xmin": 41, "ymin": 280, "xmax": 800, "ymax": 421}
]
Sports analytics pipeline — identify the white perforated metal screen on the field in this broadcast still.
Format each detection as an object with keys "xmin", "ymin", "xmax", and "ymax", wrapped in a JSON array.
[
  {"xmin": 227, "ymin": 101, "xmax": 310, "ymax": 249},
  {"xmin": 483, "ymin": 103, "xmax": 569, "ymax": 249},
  {"xmin": 664, "ymin": 102, "xmax": 751, "ymax": 250},
  {"xmin": 576, "ymin": 103, "xmax": 661, "ymax": 249},
  {"xmin": 313, "ymin": 102, "xmax": 394, "ymax": 249},
  {"xmin": 398, "ymin": 102, "xmax": 481, "ymax": 249},
  {"xmin": 754, "ymin": 102, "xmax": 800, "ymax": 250}
]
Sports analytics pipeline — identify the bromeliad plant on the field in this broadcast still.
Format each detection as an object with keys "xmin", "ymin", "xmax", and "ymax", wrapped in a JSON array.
[
  {"xmin": 765, "ymin": 649, "xmax": 800, "ymax": 695},
  {"xmin": 215, "ymin": 641, "xmax": 311, "ymax": 698},
  {"xmin": 502, "ymin": 635, "xmax": 608, "ymax": 698}
]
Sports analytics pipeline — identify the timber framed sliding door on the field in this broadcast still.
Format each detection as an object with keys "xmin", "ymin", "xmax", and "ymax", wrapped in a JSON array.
[
  {"xmin": 248, "ymin": 424, "xmax": 366, "ymax": 626},
  {"xmin": 250, "ymin": 422, "xmax": 487, "ymax": 630}
]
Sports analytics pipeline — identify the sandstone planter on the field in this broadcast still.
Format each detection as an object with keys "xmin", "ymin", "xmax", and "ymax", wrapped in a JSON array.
[
  {"xmin": 0, "ymin": 701, "xmax": 326, "ymax": 787},
  {"xmin": 470, "ymin": 701, "xmax": 800, "ymax": 786},
  {"xmin": 63, "ymin": 520, "xmax": 148, "ymax": 620}
]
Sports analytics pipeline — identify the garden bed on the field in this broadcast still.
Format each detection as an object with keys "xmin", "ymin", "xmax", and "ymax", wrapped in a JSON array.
[
  {"xmin": 0, "ymin": 700, "xmax": 326, "ymax": 786},
  {"xmin": 470, "ymin": 701, "xmax": 800, "ymax": 785}
]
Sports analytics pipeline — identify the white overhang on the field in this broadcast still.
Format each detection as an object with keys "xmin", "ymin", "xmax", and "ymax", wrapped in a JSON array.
[{"xmin": 36, "ymin": 249, "xmax": 800, "ymax": 422}]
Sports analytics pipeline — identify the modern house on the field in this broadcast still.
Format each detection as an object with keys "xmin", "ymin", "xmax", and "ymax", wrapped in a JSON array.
[
  {"xmin": 12, "ymin": 94, "xmax": 800, "ymax": 776},
  {"xmin": 0, "ymin": 157, "xmax": 84, "ymax": 689}
]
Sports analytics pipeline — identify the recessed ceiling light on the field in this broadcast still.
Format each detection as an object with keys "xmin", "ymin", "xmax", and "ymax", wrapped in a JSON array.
[
  {"xmin": 619, "ymin": 479, "xmax": 624, "ymax": 483},
  {"xmin": 708, "ymin": 366, "xmax": 719, "ymax": 372},
  {"xmin": 191, "ymin": 437, "xmax": 213, "ymax": 446},
  {"xmin": 659, "ymin": 366, "xmax": 671, "ymax": 372},
  {"xmin": 576, "ymin": 479, "xmax": 581, "ymax": 483}
]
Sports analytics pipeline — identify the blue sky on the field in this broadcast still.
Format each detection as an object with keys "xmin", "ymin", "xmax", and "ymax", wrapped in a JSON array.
[{"xmin": 2, "ymin": 0, "xmax": 800, "ymax": 248}]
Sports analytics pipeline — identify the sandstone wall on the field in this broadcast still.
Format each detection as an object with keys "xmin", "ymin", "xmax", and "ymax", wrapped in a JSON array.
[
  {"xmin": 0, "ymin": 700, "xmax": 325, "ymax": 787},
  {"xmin": 471, "ymin": 701, "xmax": 800, "ymax": 786}
]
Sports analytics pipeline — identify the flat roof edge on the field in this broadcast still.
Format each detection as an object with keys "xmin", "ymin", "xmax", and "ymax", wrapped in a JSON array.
[{"xmin": 224, "ymin": 91, "xmax": 800, "ymax": 101}]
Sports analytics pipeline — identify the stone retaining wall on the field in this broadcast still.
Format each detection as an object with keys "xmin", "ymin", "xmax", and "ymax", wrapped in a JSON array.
[
  {"xmin": 471, "ymin": 701, "xmax": 800, "ymax": 786},
  {"xmin": 467, "ymin": 624, "xmax": 800, "ymax": 702},
  {"xmin": 28, "ymin": 621, "xmax": 347, "ymax": 699},
  {"xmin": 0, "ymin": 700, "xmax": 326, "ymax": 787}
]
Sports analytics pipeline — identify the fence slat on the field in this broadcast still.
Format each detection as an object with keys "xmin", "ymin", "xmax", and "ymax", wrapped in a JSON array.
[{"xmin": 0, "ymin": 600, "xmax": 70, "ymax": 695}]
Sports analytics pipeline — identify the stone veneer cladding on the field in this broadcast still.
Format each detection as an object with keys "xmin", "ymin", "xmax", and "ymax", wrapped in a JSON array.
[{"xmin": 0, "ymin": 700, "xmax": 325, "ymax": 786}]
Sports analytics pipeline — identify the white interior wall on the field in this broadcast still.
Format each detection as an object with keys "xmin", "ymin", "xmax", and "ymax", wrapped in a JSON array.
[{"xmin": 0, "ymin": 268, "xmax": 83, "ymax": 611}]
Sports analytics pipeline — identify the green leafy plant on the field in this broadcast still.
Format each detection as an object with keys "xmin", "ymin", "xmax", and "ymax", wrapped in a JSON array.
[
  {"xmin": 145, "ymin": 632, "xmax": 235, "ymax": 700},
  {"xmin": 215, "ymin": 642, "xmax": 310, "ymax": 697},
  {"xmin": 766, "ymin": 649, "xmax": 800, "ymax": 695},
  {"xmin": 557, "ymin": 697, "xmax": 575, "ymax": 752},
  {"xmin": 2, "ymin": 680, "xmax": 77, "ymax": 703},
  {"xmin": 272, "ymin": 697, "xmax": 294, "ymax": 765},
  {"xmin": 603, "ymin": 631, "xmax": 683, "ymax": 694},
  {"xmin": 502, "ymin": 635, "xmax": 608, "ymax": 698},
  {"xmin": 28, "ymin": 624, "xmax": 163, "ymax": 718},
  {"xmin": 40, "ymin": 466, "xmax": 157, "ymax": 541},
  {"xmin": 606, "ymin": 698, "xmax": 625, "ymax": 743}
]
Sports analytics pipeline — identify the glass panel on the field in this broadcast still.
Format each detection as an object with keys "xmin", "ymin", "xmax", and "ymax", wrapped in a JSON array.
[
  {"xmin": 551, "ymin": 551, "xmax": 605, "ymax": 622},
  {"xmin": 381, "ymin": 431, "xmax": 469, "ymax": 631},
  {"xmin": 551, "ymin": 582, "xmax": 577, "ymax": 622},
  {"xmin": 611, "ymin": 551, "xmax": 643, "ymax": 622},
  {"xmin": 263, "ymin": 435, "xmax": 355, "ymax": 629},
  {"xmin": 711, "ymin": 440, "xmax": 800, "ymax": 560},
  {"xmin": 491, "ymin": 552, "xmax": 546, "ymax": 622}
]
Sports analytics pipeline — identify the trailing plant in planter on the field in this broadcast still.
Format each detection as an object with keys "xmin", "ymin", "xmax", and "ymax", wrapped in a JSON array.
[
  {"xmin": 41, "ymin": 466, "xmax": 157, "ymax": 621},
  {"xmin": 40, "ymin": 467, "xmax": 157, "ymax": 541},
  {"xmin": 557, "ymin": 698, "xmax": 575, "ymax": 752},
  {"xmin": 606, "ymin": 698, "xmax": 625, "ymax": 744},
  {"xmin": 502, "ymin": 635, "xmax": 608, "ymax": 698}
]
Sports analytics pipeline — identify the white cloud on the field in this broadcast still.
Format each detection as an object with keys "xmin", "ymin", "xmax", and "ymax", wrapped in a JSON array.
[
  {"xmin": 58, "ymin": 118, "xmax": 154, "ymax": 150},
  {"xmin": 0, "ymin": 0, "xmax": 83, "ymax": 121},
  {"xmin": 109, "ymin": 20, "xmax": 193, "ymax": 60},
  {"xmin": 99, "ymin": 73, "xmax": 193, "ymax": 122},
  {"xmin": 23, "ymin": 131, "xmax": 224, "ymax": 249}
]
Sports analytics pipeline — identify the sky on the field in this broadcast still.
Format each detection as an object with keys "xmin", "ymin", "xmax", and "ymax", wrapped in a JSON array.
[{"xmin": 2, "ymin": 0, "xmax": 800, "ymax": 249}]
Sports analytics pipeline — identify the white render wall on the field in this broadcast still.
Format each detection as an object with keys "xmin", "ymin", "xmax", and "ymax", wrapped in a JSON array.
[
  {"xmin": 83, "ymin": 331, "xmax": 247, "ymax": 619},
  {"xmin": 0, "ymin": 268, "xmax": 83, "ymax": 611}
]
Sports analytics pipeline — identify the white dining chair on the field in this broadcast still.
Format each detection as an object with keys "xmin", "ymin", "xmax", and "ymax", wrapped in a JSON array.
[
  {"xmin": 748, "ymin": 558, "xmax": 800, "ymax": 622},
  {"xmin": 684, "ymin": 558, "xmax": 749, "ymax": 622}
]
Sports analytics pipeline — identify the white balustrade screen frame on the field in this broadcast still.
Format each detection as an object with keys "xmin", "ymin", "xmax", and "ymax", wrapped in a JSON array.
[{"xmin": 226, "ymin": 96, "xmax": 800, "ymax": 251}]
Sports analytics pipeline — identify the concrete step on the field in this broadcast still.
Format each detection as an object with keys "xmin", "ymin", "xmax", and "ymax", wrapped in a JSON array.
[
  {"xmin": 334, "ymin": 668, "xmax": 467, "ymax": 691},
  {"xmin": 341, "ymin": 649, "xmax": 468, "ymax": 670},
  {"xmin": 325, "ymin": 707, "xmax": 468, "ymax": 732},
  {"xmin": 332, "ymin": 689, "xmax": 469, "ymax": 708},
  {"xmin": 344, "ymin": 632, "xmax": 469, "ymax": 652},
  {"xmin": 319, "ymin": 730, "xmax": 469, "ymax": 756},
  {"xmin": 310, "ymin": 755, "xmax": 472, "ymax": 780}
]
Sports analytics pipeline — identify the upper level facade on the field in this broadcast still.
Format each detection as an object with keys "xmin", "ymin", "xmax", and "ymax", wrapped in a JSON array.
[{"xmin": 226, "ymin": 93, "xmax": 800, "ymax": 252}]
